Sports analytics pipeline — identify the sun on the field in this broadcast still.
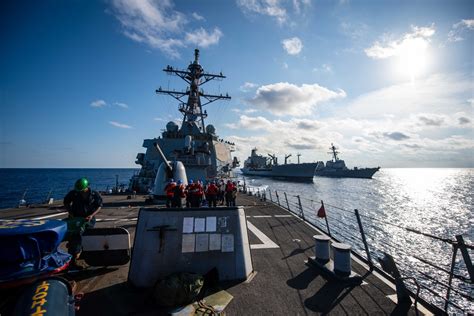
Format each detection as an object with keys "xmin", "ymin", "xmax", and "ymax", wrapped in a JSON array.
[{"xmin": 396, "ymin": 37, "xmax": 430, "ymax": 83}]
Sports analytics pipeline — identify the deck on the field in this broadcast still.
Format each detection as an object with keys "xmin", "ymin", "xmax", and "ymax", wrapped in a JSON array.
[{"xmin": 0, "ymin": 193, "xmax": 430, "ymax": 315}]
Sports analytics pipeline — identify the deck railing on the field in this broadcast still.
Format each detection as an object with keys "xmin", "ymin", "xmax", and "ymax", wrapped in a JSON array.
[{"xmin": 243, "ymin": 186, "xmax": 473, "ymax": 315}]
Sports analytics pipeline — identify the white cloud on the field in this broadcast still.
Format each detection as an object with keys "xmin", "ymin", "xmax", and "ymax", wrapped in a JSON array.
[
  {"xmin": 448, "ymin": 19, "xmax": 474, "ymax": 42},
  {"xmin": 312, "ymin": 63, "xmax": 332, "ymax": 73},
  {"xmin": 365, "ymin": 24, "xmax": 435, "ymax": 59},
  {"xmin": 185, "ymin": 27, "xmax": 223, "ymax": 48},
  {"xmin": 109, "ymin": 121, "xmax": 133, "ymax": 129},
  {"xmin": 237, "ymin": 0, "xmax": 287, "ymax": 25},
  {"xmin": 110, "ymin": 0, "xmax": 221, "ymax": 57},
  {"xmin": 90, "ymin": 99, "xmax": 107, "ymax": 108},
  {"xmin": 340, "ymin": 22, "xmax": 368, "ymax": 40},
  {"xmin": 114, "ymin": 102, "xmax": 129, "ymax": 109},
  {"xmin": 282, "ymin": 62, "xmax": 289, "ymax": 69},
  {"xmin": 282, "ymin": 37, "xmax": 303, "ymax": 55},
  {"xmin": 154, "ymin": 117, "xmax": 165, "ymax": 121},
  {"xmin": 249, "ymin": 82, "xmax": 346, "ymax": 116},
  {"xmin": 240, "ymin": 82, "xmax": 258, "ymax": 92},
  {"xmin": 191, "ymin": 12, "xmax": 205, "ymax": 21}
]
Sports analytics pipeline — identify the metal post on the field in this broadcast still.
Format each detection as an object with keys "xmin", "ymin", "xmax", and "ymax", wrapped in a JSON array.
[
  {"xmin": 284, "ymin": 192, "xmax": 290, "ymax": 211},
  {"xmin": 276, "ymin": 191, "xmax": 280, "ymax": 206},
  {"xmin": 269, "ymin": 190, "xmax": 273, "ymax": 202},
  {"xmin": 297, "ymin": 195, "xmax": 305, "ymax": 220},
  {"xmin": 456, "ymin": 235, "xmax": 473, "ymax": 282},
  {"xmin": 354, "ymin": 209, "xmax": 373, "ymax": 269},
  {"xmin": 321, "ymin": 200, "xmax": 331, "ymax": 237},
  {"xmin": 445, "ymin": 244, "xmax": 458, "ymax": 312}
]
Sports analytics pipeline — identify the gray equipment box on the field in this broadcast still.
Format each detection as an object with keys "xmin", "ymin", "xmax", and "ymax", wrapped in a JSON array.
[{"xmin": 128, "ymin": 207, "xmax": 253, "ymax": 287}]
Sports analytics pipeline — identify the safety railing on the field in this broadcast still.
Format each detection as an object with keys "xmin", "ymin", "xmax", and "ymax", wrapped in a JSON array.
[{"xmin": 243, "ymin": 186, "xmax": 473, "ymax": 315}]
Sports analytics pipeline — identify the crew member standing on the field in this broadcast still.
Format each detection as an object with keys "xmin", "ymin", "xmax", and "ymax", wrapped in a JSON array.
[
  {"xmin": 63, "ymin": 178, "xmax": 102, "ymax": 268},
  {"xmin": 206, "ymin": 181, "xmax": 219, "ymax": 207},
  {"xmin": 172, "ymin": 180, "xmax": 186, "ymax": 208},
  {"xmin": 164, "ymin": 179, "xmax": 176, "ymax": 208},
  {"xmin": 225, "ymin": 180, "xmax": 235, "ymax": 207}
]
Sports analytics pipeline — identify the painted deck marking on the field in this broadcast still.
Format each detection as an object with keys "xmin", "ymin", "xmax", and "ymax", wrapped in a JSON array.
[
  {"xmin": 33, "ymin": 212, "xmax": 68, "ymax": 220},
  {"xmin": 247, "ymin": 221, "xmax": 279, "ymax": 249},
  {"xmin": 274, "ymin": 215, "xmax": 292, "ymax": 218},
  {"xmin": 252, "ymin": 215, "xmax": 272, "ymax": 218}
]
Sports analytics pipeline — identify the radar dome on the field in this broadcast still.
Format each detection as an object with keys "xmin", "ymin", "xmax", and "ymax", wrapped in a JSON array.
[
  {"xmin": 166, "ymin": 121, "xmax": 179, "ymax": 132},
  {"xmin": 206, "ymin": 124, "xmax": 216, "ymax": 134}
]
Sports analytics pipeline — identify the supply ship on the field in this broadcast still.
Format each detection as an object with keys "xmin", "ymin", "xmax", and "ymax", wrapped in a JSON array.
[
  {"xmin": 315, "ymin": 144, "xmax": 380, "ymax": 179},
  {"xmin": 241, "ymin": 148, "xmax": 318, "ymax": 181},
  {"xmin": 0, "ymin": 51, "xmax": 470, "ymax": 316}
]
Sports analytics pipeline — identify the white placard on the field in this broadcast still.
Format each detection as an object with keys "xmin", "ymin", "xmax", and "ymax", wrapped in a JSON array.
[
  {"xmin": 221, "ymin": 234, "xmax": 234, "ymax": 252},
  {"xmin": 206, "ymin": 217, "xmax": 217, "ymax": 232},
  {"xmin": 183, "ymin": 217, "xmax": 194, "ymax": 233},
  {"xmin": 209, "ymin": 234, "xmax": 221, "ymax": 251},
  {"xmin": 195, "ymin": 234, "xmax": 209, "ymax": 252},
  {"xmin": 194, "ymin": 218, "xmax": 206, "ymax": 233},
  {"xmin": 182, "ymin": 234, "xmax": 195, "ymax": 253}
]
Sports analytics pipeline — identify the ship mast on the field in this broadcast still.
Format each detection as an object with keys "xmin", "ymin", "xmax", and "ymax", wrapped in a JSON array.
[
  {"xmin": 328, "ymin": 143, "xmax": 339, "ymax": 162},
  {"xmin": 156, "ymin": 49, "xmax": 231, "ymax": 132}
]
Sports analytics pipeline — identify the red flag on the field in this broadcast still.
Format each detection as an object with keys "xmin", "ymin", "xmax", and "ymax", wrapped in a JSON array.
[{"xmin": 317, "ymin": 201, "xmax": 326, "ymax": 218}]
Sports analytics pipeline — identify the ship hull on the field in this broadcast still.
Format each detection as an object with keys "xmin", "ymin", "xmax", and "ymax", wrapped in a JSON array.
[
  {"xmin": 241, "ymin": 163, "xmax": 318, "ymax": 181},
  {"xmin": 315, "ymin": 167, "xmax": 379, "ymax": 179}
]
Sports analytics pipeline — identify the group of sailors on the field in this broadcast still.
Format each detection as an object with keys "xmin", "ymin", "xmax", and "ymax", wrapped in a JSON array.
[{"xmin": 164, "ymin": 179, "xmax": 238, "ymax": 208}]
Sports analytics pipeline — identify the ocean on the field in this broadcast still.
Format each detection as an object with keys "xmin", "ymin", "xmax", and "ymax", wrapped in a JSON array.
[{"xmin": 0, "ymin": 167, "xmax": 472, "ymax": 312}]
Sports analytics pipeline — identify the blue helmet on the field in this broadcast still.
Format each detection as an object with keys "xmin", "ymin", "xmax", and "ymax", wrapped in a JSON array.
[
  {"xmin": 170, "ymin": 178, "xmax": 175, "ymax": 183},
  {"xmin": 177, "ymin": 179, "xmax": 182, "ymax": 184},
  {"xmin": 189, "ymin": 179, "xmax": 194, "ymax": 184}
]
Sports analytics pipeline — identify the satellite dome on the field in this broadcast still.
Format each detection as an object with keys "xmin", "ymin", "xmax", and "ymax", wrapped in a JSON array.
[
  {"xmin": 166, "ymin": 121, "xmax": 179, "ymax": 132},
  {"xmin": 206, "ymin": 124, "xmax": 216, "ymax": 134}
]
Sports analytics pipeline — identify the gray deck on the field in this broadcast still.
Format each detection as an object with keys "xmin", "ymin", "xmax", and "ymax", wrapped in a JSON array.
[{"xmin": 0, "ymin": 193, "xmax": 425, "ymax": 315}]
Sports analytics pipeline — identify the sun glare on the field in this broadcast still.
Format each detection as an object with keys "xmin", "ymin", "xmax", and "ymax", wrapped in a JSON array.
[{"xmin": 396, "ymin": 38, "xmax": 430, "ymax": 83}]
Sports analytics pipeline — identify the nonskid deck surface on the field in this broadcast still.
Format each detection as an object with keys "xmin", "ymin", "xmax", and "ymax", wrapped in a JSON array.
[{"xmin": 1, "ymin": 194, "xmax": 420, "ymax": 315}]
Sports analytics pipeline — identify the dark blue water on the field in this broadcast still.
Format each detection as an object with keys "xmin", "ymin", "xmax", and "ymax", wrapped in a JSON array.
[{"xmin": 0, "ymin": 169, "xmax": 138, "ymax": 209}]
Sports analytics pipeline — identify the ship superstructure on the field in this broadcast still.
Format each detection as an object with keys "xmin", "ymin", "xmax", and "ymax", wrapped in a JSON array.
[
  {"xmin": 130, "ymin": 49, "xmax": 238, "ymax": 192},
  {"xmin": 241, "ymin": 148, "xmax": 318, "ymax": 181},
  {"xmin": 314, "ymin": 143, "xmax": 380, "ymax": 178}
]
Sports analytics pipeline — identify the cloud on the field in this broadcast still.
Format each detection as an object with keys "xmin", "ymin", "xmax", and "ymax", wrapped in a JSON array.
[
  {"xmin": 458, "ymin": 117, "xmax": 471, "ymax": 125},
  {"xmin": 365, "ymin": 24, "xmax": 435, "ymax": 59},
  {"xmin": 226, "ymin": 115, "xmax": 272, "ymax": 130},
  {"xmin": 185, "ymin": 27, "xmax": 223, "ymax": 48},
  {"xmin": 448, "ymin": 19, "xmax": 474, "ymax": 42},
  {"xmin": 109, "ymin": 121, "xmax": 132, "ymax": 129},
  {"xmin": 282, "ymin": 37, "xmax": 303, "ymax": 55},
  {"xmin": 114, "ymin": 102, "xmax": 129, "ymax": 109},
  {"xmin": 191, "ymin": 12, "xmax": 205, "ymax": 21},
  {"xmin": 340, "ymin": 22, "xmax": 369, "ymax": 40},
  {"xmin": 90, "ymin": 99, "xmax": 107, "ymax": 107},
  {"xmin": 240, "ymin": 82, "xmax": 258, "ymax": 92},
  {"xmin": 383, "ymin": 132, "xmax": 410, "ymax": 141},
  {"xmin": 110, "ymin": 0, "xmax": 221, "ymax": 57},
  {"xmin": 237, "ymin": 0, "xmax": 287, "ymax": 25},
  {"xmin": 313, "ymin": 63, "xmax": 332, "ymax": 73},
  {"xmin": 416, "ymin": 114, "xmax": 445, "ymax": 126},
  {"xmin": 282, "ymin": 62, "xmax": 289, "ymax": 69},
  {"xmin": 154, "ymin": 117, "xmax": 165, "ymax": 121},
  {"xmin": 249, "ymin": 82, "xmax": 346, "ymax": 116}
]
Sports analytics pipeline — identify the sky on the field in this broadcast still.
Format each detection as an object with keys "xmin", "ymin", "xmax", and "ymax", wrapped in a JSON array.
[{"xmin": 0, "ymin": 0, "xmax": 473, "ymax": 168}]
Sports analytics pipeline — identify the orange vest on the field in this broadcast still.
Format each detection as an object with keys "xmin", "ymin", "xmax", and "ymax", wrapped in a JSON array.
[{"xmin": 164, "ymin": 183, "xmax": 176, "ymax": 198}]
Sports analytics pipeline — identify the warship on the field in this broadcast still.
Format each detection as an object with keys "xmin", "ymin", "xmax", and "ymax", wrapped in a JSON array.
[
  {"xmin": 315, "ymin": 144, "xmax": 380, "ymax": 179},
  {"xmin": 129, "ymin": 49, "xmax": 239, "ymax": 194},
  {"xmin": 241, "ymin": 148, "xmax": 318, "ymax": 181}
]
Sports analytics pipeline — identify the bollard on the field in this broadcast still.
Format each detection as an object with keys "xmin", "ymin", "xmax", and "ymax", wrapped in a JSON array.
[
  {"xmin": 313, "ymin": 235, "xmax": 331, "ymax": 264},
  {"xmin": 332, "ymin": 243, "xmax": 352, "ymax": 277}
]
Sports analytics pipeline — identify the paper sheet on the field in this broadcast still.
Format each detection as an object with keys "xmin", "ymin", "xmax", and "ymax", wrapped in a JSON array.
[
  {"xmin": 194, "ymin": 218, "xmax": 206, "ymax": 232},
  {"xmin": 209, "ymin": 234, "xmax": 221, "ymax": 251},
  {"xmin": 221, "ymin": 234, "xmax": 234, "ymax": 252},
  {"xmin": 183, "ymin": 217, "xmax": 194, "ymax": 233},
  {"xmin": 182, "ymin": 234, "xmax": 195, "ymax": 253},
  {"xmin": 206, "ymin": 216, "xmax": 217, "ymax": 232},
  {"xmin": 195, "ymin": 234, "xmax": 209, "ymax": 252}
]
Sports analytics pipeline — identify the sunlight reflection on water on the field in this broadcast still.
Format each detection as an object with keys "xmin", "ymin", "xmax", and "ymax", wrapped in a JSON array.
[{"xmin": 241, "ymin": 168, "xmax": 473, "ymax": 313}]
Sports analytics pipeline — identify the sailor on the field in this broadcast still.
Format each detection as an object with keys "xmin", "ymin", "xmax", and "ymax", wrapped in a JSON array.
[
  {"xmin": 196, "ymin": 180, "xmax": 205, "ymax": 207},
  {"xmin": 231, "ymin": 181, "xmax": 238, "ymax": 206},
  {"xmin": 63, "ymin": 177, "xmax": 102, "ymax": 268},
  {"xmin": 206, "ymin": 181, "xmax": 219, "ymax": 207},
  {"xmin": 185, "ymin": 180, "xmax": 194, "ymax": 208},
  {"xmin": 225, "ymin": 180, "xmax": 235, "ymax": 207},
  {"xmin": 164, "ymin": 178, "xmax": 176, "ymax": 208},
  {"xmin": 218, "ymin": 180, "xmax": 226, "ymax": 205},
  {"xmin": 172, "ymin": 180, "xmax": 186, "ymax": 208}
]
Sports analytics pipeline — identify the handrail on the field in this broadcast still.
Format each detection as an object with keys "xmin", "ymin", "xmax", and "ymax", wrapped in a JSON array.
[{"xmin": 243, "ymin": 186, "xmax": 473, "ymax": 314}]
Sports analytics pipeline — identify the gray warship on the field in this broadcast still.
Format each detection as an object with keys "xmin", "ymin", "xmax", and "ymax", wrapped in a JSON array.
[
  {"xmin": 315, "ymin": 143, "xmax": 380, "ymax": 178},
  {"xmin": 241, "ymin": 148, "xmax": 318, "ymax": 181},
  {"xmin": 129, "ymin": 49, "xmax": 238, "ymax": 193}
]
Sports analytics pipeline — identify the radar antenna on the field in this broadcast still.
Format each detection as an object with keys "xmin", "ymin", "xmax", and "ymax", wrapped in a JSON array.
[
  {"xmin": 156, "ymin": 49, "xmax": 231, "ymax": 131},
  {"xmin": 328, "ymin": 143, "xmax": 340, "ymax": 162}
]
